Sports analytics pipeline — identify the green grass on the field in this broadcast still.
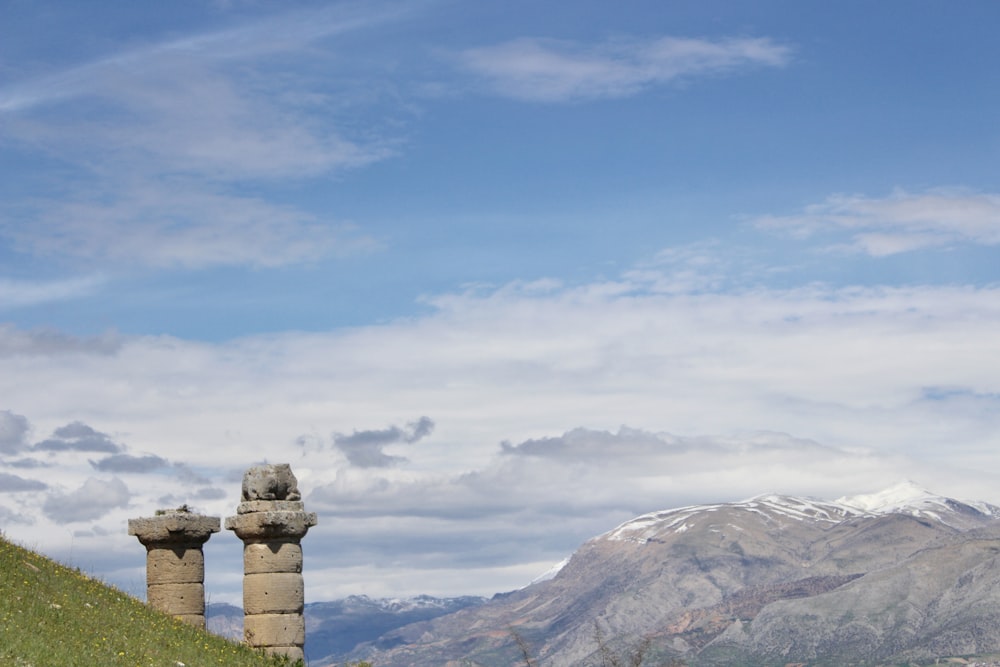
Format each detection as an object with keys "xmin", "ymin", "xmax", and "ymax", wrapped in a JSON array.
[{"xmin": 0, "ymin": 533, "xmax": 298, "ymax": 667}]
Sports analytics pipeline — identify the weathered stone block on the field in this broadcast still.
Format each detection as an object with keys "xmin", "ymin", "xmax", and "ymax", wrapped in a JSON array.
[
  {"xmin": 244, "ymin": 613, "xmax": 305, "ymax": 647},
  {"xmin": 243, "ymin": 572, "xmax": 304, "ymax": 614},
  {"xmin": 241, "ymin": 464, "xmax": 301, "ymax": 501},
  {"xmin": 146, "ymin": 547, "xmax": 205, "ymax": 584},
  {"xmin": 147, "ymin": 582, "xmax": 205, "ymax": 616},
  {"xmin": 244, "ymin": 541, "xmax": 303, "ymax": 574}
]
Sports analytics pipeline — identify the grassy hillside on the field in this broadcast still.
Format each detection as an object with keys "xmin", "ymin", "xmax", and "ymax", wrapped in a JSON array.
[{"xmin": 0, "ymin": 533, "xmax": 297, "ymax": 667}]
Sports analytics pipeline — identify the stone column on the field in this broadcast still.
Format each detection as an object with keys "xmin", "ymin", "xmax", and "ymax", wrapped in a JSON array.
[
  {"xmin": 128, "ymin": 508, "xmax": 221, "ymax": 628},
  {"xmin": 225, "ymin": 464, "xmax": 317, "ymax": 661}
]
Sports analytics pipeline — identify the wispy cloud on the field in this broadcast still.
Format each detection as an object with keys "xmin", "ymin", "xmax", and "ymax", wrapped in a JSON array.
[
  {"xmin": 458, "ymin": 36, "xmax": 791, "ymax": 102},
  {"xmin": 0, "ymin": 3, "xmax": 406, "ymax": 271},
  {"xmin": 0, "ymin": 13, "xmax": 397, "ymax": 178},
  {"xmin": 0, "ymin": 275, "xmax": 105, "ymax": 310},
  {"xmin": 6, "ymin": 180, "xmax": 377, "ymax": 269},
  {"xmin": 754, "ymin": 188, "xmax": 1000, "ymax": 256},
  {"xmin": 0, "ymin": 2, "xmax": 413, "ymax": 115}
]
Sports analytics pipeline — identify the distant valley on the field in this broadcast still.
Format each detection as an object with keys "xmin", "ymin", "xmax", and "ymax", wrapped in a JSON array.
[{"xmin": 208, "ymin": 594, "xmax": 488, "ymax": 664}]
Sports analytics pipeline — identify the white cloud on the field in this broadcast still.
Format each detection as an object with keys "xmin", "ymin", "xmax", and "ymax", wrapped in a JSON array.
[
  {"xmin": 459, "ymin": 35, "xmax": 791, "ymax": 102},
  {"xmin": 754, "ymin": 188, "xmax": 1000, "ymax": 256},
  {"xmin": 42, "ymin": 476, "xmax": 130, "ymax": 524}
]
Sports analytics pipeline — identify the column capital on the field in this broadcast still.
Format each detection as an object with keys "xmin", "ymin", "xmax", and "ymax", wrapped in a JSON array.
[
  {"xmin": 225, "ymin": 506, "xmax": 317, "ymax": 541},
  {"xmin": 128, "ymin": 509, "xmax": 221, "ymax": 547}
]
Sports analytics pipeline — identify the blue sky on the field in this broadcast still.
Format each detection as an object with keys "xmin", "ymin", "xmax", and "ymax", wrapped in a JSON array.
[{"xmin": 1, "ymin": 0, "xmax": 999, "ymax": 602}]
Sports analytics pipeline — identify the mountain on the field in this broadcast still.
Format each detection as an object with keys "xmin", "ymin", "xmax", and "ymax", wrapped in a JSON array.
[
  {"xmin": 345, "ymin": 481, "xmax": 1000, "ymax": 666},
  {"xmin": 207, "ymin": 594, "xmax": 486, "ymax": 663}
]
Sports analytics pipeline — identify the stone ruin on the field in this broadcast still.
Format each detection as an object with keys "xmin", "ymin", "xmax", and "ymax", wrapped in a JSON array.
[
  {"xmin": 226, "ymin": 464, "xmax": 317, "ymax": 661},
  {"xmin": 129, "ymin": 463, "xmax": 317, "ymax": 661},
  {"xmin": 128, "ymin": 507, "xmax": 220, "ymax": 629}
]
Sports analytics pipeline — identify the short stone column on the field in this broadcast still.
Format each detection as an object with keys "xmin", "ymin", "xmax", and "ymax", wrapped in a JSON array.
[
  {"xmin": 128, "ymin": 508, "xmax": 220, "ymax": 628},
  {"xmin": 225, "ymin": 464, "xmax": 317, "ymax": 661}
]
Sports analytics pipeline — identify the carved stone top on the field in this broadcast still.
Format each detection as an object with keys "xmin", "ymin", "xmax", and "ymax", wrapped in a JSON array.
[
  {"xmin": 225, "ymin": 510, "xmax": 317, "ymax": 541},
  {"xmin": 241, "ymin": 463, "xmax": 301, "ymax": 502},
  {"xmin": 227, "ymin": 464, "xmax": 315, "ymax": 541},
  {"xmin": 128, "ymin": 510, "xmax": 220, "ymax": 546}
]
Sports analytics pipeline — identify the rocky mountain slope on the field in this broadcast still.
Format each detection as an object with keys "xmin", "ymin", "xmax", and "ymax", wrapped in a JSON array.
[{"xmin": 345, "ymin": 481, "xmax": 1000, "ymax": 666}]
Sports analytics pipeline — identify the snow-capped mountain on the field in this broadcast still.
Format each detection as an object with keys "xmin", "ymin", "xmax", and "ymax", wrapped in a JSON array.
[
  {"xmin": 604, "ymin": 480, "xmax": 999, "ymax": 543},
  {"xmin": 349, "ymin": 483, "xmax": 1000, "ymax": 667}
]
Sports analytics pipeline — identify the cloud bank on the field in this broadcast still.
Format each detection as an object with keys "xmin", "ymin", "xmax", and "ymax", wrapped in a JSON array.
[{"xmin": 1, "ymin": 257, "xmax": 998, "ymax": 598}]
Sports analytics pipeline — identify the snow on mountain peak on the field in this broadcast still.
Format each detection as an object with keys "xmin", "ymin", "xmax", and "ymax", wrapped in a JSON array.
[
  {"xmin": 836, "ymin": 480, "xmax": 937, "ymax": 513},
  {"xmin": 742, "ymin": 493, "xmax": 863, "ymax": 521},
  {"xmin": 599, "ymin": 482, "xmax": 999, "ymax": 545},
  {"xmin": 837, "ymin": 480, "xmax": 1000, "ymax": 525},
  {"xmin": 602, "ymin": 494, "xmax": 859, "ymax": 544}
]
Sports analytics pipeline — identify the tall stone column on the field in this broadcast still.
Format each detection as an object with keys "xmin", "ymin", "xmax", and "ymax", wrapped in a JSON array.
[
  {"xmin": 226, "ymin": 464, "xmax": 317, "ymax": 661},
  {"xmin": 128, "ymin": 508, "xmax": 220, "ymax": 628}
]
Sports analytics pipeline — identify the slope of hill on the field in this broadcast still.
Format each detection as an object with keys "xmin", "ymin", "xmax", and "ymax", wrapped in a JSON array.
[
  {"xmin": 0, "ymin": 533, "xmax": 295, "ymax": 667},
  {"xmin": 348, "ymin": 482, "xmax": 1000, "ymax": 667}
]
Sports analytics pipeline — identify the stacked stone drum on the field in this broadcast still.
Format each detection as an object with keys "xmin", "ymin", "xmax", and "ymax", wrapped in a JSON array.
[{"xmin": 127, "ymin": 508, "xmax": 220, "ymax": 628}]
